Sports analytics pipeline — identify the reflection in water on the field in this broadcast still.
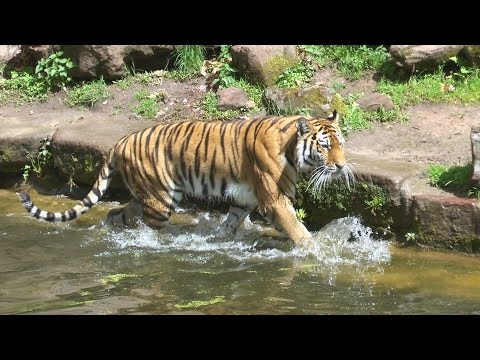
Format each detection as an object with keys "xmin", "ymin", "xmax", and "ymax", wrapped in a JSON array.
[{"xmin": 1, "ymin": 189, "xmax": 480, "ymax": 314}]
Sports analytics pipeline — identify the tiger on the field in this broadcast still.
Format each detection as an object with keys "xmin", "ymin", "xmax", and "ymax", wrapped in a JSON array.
[{"xmin": 18, "ymin": 110, "xmax": 354, "ymax": 246}]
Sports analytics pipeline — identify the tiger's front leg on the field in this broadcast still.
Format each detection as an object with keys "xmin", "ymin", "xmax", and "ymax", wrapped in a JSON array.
[{"xmin": 261, "ymin": 196, "xmax": 312, "ymax": 245}]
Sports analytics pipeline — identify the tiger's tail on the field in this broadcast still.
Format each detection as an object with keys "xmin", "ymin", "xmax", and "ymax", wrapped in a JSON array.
[{"xmin": 18, "ymin": 149, "xmax": 117, "ymax": 223}]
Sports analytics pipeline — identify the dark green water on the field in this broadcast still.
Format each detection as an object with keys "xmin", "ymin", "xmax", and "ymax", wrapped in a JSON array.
[{"xmin": 1, "ymin": 189, "xmax": 480, "ymax": 314}]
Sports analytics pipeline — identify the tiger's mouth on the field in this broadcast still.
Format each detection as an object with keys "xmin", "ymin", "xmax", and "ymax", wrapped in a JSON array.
[{"xmin": 307, "ymin": 163, "xmax": 355, "ymax": 194}]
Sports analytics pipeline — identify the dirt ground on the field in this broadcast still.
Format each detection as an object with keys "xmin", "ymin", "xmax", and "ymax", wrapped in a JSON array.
[{"xmin": 1, "ymin": 72, "xmax": 478, "ymax": 167}]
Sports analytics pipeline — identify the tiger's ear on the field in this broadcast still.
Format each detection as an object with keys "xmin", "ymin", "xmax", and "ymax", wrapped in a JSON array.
[
  {"xmin": 327, "ymin": 110, "xmax": 340, "ymax": 124},
  {"xmin": 296, "ymin": 117, "xmax": 310, "ymax": 136}
]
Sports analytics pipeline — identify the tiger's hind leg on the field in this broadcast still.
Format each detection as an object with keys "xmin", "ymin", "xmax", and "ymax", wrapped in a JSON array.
[
  {"xmin": 105, "ymin": 199, "xmax": 144, "ymax": 227},
  {"xmin": 221, "ymin": 204, "xmax": 255, "ymax": 235},
  {"xmin": 141, "ymin": 191, "xmax": 182, "ymax": 229}
]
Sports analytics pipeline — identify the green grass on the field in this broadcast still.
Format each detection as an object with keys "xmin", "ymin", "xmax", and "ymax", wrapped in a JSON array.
[
  {"xmin": 276, "ymin": 62, "xmax": 316, "ymax": 88},
  {"xmin": 2, "ymin": 71, "xmax": 48, "ymax": 103},
  {"xmin": 428, "ymin": 163, "xmax": 480, "ymax": 198},
  {"xmin": 299, "ymin": 45, "xmax": 390, "ymax": 80},
  {"xmin": 65, "ymin": 78, "xmax": 109, "ymax": 107},
  {"xmin": 378, "ymin": 67, "xmax": 480, "ymax": 107},
  {"xmin": 131, "ymin": 90, "xmax": 160, "ymax": 119},
  {"xmin": 339, "ymin": 94, "xmax": 408, "ymax": 136},
  {"xmin": 169, "ymin": 45, "xmax": 206, "ymax": 81}
]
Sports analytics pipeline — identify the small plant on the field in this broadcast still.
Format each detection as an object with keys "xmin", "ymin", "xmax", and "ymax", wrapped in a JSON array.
[
  {"xmin": 65, "ymin": 78, "xmax": 109, "ymax": 107},
  {"xmin": 341, "ymin": 94, "xmax": 372, "ymax": 135},
  {"xmin": 206, "ymin": 45, "xmax": 238, "ymax": 90},
  {"xmin": 35, "ymin": 51, "xmax": 74, "ymax": 91},
  {"xmin": 365, "ymin": 194, "xmax": 386, "ymax": 216},
  {"xmin": 6, "ymin": 71, "xmax": 48, "ymax": 103},
  {"xmin": 295, "ymin": 208, "xmax": 307, "ymax": 223},
  {"xmin": 405, "ymin": 232, "xmax": 417, "ymax": 242},
  {"xmin": 84, "ymin": 154, "xmax": 98, "ymax": 175},
  {"xmin": 468, "ymin": 186, "xmax": 480, "ymax": 199},
  {"xmin": 131, "ymin": 90, "xmax": 160, "ymax": 119},
  {"xmin": 22, "ymin": 137, "xmax": 53, "ymax": 182},
  {"xmin": 276, "ymin": 62, "xmax": 316, "ymax": 88},
  {"xmin": 448, "ymin": 56, "xmax": 473, "ymax": 82},
  {"xmin": 112, "ymin": 104, "xmax": 122, "ymax": 115}
]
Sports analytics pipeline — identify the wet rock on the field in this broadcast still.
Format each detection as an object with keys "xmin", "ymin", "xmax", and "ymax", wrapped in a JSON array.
[
  {"xmin": 411, "ymin": 194, "xmax": 479, "ymax": 252},
  {"xmin": 231, "ymin": 45, "xmax": 298, "ymax": 86}
]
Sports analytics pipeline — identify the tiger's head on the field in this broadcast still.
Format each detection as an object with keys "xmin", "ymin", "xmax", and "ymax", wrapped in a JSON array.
[{"xmin": 295, "ymin": 110, "xmax": 355, "ymax": 192}]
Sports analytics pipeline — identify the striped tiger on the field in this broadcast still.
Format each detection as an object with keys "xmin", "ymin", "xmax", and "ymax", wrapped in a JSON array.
[{"xmin": 18, "ymin": 110, "xmax": 354, "ymax": 245}]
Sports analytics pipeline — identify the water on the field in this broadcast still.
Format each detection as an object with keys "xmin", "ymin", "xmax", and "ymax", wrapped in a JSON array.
[{"xmin": 1, "ymin": 189, "xmax": 480, "ymax": 314}]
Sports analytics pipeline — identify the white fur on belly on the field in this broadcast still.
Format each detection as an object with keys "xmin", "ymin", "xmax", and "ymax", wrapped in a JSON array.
[{"xmin": 224, "ymin": 183, "xmax": 257, "ymax": 207}]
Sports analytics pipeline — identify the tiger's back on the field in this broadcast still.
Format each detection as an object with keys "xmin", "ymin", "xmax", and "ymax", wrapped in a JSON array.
[{"xmin": 19, "ymin": 112, "xmax": 353, "ymax": 246}]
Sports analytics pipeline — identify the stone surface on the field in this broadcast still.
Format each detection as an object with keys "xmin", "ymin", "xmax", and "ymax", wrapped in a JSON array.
[
  {"xmin": 263, "ymin": 85, "xmax": 331, "ymax": 117},
  {"xmin": 356, "ymin": 92, "xmax": 395, "ymax": 112},
  {"xmin": 217, "ymin": 87, "xmax": 250, "ymax": 111},
  {"xmin": 0, "ymin": 114, "xmax": 62, "ymax": 173},
  {"xmin": 0, "ymin": 45, "xmax": 21, "ymax": 64},
  {"xmin": 3, "ymin": 45, "xmax": 179, "ymax": 80},
  {"xmin": 3, "ymin": 45, "xmax": 60, "ymax": 73},
  {"xmin": 231, "ymin": 45, "xmax": 298, "ymax": 86},
  {"xmin": 411, "ymin": 194, "xmax": 479, "ymax": 252},
  {"xmin": 52, "ymin": 115, "xmax": 153, "ymax": 186},
  {"xmin": 390, "ymin": 45, "xmax": 465, "ymax": 71},
  {"xmin": 462, "ymin": 45, "xmax": 480, "ymax": 67},
  {"xmin": 62, "ymin": 45, "xmax": 176, "ymax": 80}
]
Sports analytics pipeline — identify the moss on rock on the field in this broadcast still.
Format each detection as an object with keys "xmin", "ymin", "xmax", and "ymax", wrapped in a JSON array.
[{"xmin": 263, "ymin": 55, "xmax": 298, "ymax": 87}]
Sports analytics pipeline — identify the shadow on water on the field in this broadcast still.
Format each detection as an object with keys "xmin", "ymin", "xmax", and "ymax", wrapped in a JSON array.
[{"xmin": 1, "ymin": 189, "xmax": 480, "ymax": 314}]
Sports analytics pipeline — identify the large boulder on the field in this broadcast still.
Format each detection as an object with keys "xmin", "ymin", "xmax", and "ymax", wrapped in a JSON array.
[
  {"xmin": 389, "ymin": 45, "xmax": 465, "ymax": 71},
  {"xmin": 231, "ymin": 45, "xmax": 298, "ymax": 86},
  {"xmin": 3, "ymin": 45, "xmax": 60, "ymax": 74},
  {"xmin": 0, "ymin": 45, "xmax": 21, "ymax": 65},
  {"xmin": 61, "ymin": 45, "xmax": 177, "ymax": 80},
  {"xmin": 462, "ymin": 45, "xmax": 480, "ymax": 67},
  {"xmin": 3, "ymin": 45, "xmax": 178, "ymax": 80},
  {"xmin": 263, "ymin": 84, "xmax": 332, "ymax": 117}
]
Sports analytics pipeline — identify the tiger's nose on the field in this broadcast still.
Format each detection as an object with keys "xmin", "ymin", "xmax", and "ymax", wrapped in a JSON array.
[{"xmin": 336, "ymin": 163, "xmax": 344, "ymax": 170}]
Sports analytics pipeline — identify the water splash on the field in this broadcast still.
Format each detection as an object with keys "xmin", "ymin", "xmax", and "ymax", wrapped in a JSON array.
[
  {"xmin": 98, "ymin": 211, "xmax": 391, "ymax": 267},
  {"xmin": 293, "ymin": 217, "xmax": 391, "ymax": 266}
]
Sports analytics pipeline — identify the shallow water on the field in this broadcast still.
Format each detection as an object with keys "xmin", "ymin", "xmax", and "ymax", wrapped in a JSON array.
[{"xmin": 1, "ymin": 189, "xmax": 480, "ymax": 314}]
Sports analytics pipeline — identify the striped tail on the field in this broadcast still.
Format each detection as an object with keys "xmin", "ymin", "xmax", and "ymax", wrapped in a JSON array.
[{"xmin": 18, "ymin": 152, "xmax": 117, "ymax": 223}]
